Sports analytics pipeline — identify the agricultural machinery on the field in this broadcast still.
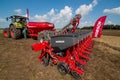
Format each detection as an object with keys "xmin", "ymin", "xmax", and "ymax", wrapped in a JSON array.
[
  {"xmin": 3, "ymin": 15, "xmax": 55, "ymax": 39},
  {"xmin": 32, "ymin": 16, "xmax": 107, "ymax": 79},
  {"xmin": 3, "ymin": 13, "xmax": 81, "ymax": 40}
]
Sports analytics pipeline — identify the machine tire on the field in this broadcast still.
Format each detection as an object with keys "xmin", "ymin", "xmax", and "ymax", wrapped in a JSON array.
[
  {"xmin": 57, "ymin": 62, "xmax": 69, "ymax": 75},
  {"xmin": 42, "ymin": 54, "xmax": 50, "ymax": 66},
  {"xmin": 76, "ymin": 62, "xmax": 84, "ymax": 67},
  {"xmin": 71, "ymin": 71, "xmax": 81, "ymax": 79},
  {"xmin": 3, "ymin": 28, "xmax": 11, "ymax": 38},
  {"xmin": 38, "ymin": 30, "xmax": 54, "ymax": 42},
  {"xmin": 10, "ymin": 25, "xmax": 21, "ymax": 39}
]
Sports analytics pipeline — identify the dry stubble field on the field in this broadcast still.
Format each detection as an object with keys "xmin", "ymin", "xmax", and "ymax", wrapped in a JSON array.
[{"xmin": 0, "ymin": 30, "xmax": 120, "ymax": 80}]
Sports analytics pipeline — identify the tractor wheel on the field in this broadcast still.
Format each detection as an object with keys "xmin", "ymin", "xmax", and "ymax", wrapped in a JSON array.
[
  {"xmin": 71, "ymin": 71, "xmax": 81, "ymax": 79},
  {"xmin": 76, "ymin": 62, "xmax": 84, "ymax": 69},
  {"xmin": 38, "ymin": 30, "xmax": 54, "ymax": 42},
  {"xmin": 42, "ymin": 54, "xmax": 50, "ymax": 66},
  {"xmin": 3, "ymin": 28, "xmax": 10, "ymax": 38},
  {"xmin": 10, "ymin": 25, "xmax": 21, "ymax": 39},
  {"xmin": 57, "ymin": 62, "xmax": 69, "ymax": 75}
]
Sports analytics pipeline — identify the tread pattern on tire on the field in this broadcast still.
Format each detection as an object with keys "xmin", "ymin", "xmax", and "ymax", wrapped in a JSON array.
[
  {"xmin": 42, "ymin": 54, "xmax": 50, "ymax": 66},
  {"xmin": 71, "ymin": 71, "xmax": 81, "ymax": 79},
  {"xmin": 57, "ymin": 62, "xmax": 69, "ymax": 75},
  {"xmin": 10, "ymin": 25, "xmax": 21, "ymax": 39}
]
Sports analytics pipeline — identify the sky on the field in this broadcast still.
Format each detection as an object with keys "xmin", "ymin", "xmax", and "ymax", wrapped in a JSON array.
[{"xmin": 0, "ymin": 0, "xmax": 120, "ymax": 28}]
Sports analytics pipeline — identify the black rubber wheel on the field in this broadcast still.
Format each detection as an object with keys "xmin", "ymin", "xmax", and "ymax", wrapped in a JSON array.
[
  {"xmin": 76, "ymin": 62, "xmax": 84, "ymax": 69},
  {"xmin": 42, "ymin": 54, "xmax": 50, "ymax": 66},
  {"xmin": 71, "ymin": 71, "xmax": 81, "ymax": 79},
  {"xmin": 3, "ymin": 28, "xmax": 11, "ymax": 38},
  {"xmin": 57, "ymin": 62, "xmax": 69, "ymax": 75},
  {"xmin": 10, "ymin": 25, "xmax": 21, "ymax": 39}
]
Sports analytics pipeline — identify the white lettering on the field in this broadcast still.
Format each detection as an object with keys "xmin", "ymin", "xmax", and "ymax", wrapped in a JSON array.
[
  {"xmin": 55, "ymin": 40, "xmax": 65, "ymax": 43},
  {"xmin": 95, "ymin": 21, "xmax": 102, "ymax": 37}
]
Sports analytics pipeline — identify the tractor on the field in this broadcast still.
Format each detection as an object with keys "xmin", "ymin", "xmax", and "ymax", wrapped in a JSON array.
[
  {"xmin": 3, "ymin": 15, "xmax": 55, "ymax": 39},
  {"xmin": 3, "ymin": 15, "xmax": 28, "ymax": 39}
]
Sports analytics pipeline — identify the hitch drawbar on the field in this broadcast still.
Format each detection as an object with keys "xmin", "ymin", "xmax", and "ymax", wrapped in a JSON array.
[{"xmin": 32, "ymin": 41, "xmax": 48, "ymax": 52}]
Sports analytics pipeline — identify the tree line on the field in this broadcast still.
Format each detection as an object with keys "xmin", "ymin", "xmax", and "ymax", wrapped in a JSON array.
[{"xmin": 81, "ymin": 24, "xmax": 120, "ymax": 30}]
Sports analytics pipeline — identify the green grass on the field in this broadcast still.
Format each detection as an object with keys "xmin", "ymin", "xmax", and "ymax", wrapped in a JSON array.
[
  {"xmin": 0, "ymin": 28, "xmax": 3, "ymax": 33},
  {"xmin": 0, "ymin": 30, "xmax": 3, "ymax": 33}
]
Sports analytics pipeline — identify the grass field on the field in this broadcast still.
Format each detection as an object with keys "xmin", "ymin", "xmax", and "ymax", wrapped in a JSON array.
[
  {"xmin": 0, "ymin": 30, "xmax": 3, "ymax": 33},
  {"xmin": 0, "ymin": 30, "xmax": 120, "ymax": 80}
]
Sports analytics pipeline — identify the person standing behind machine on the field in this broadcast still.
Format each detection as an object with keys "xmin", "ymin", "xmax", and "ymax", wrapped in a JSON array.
[{"xmin": 19, "ymin": 18, "xmax": 27, "ymax": 39}]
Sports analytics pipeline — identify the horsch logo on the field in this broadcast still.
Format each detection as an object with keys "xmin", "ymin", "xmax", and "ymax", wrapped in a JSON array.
[
  {"xmin": 95, "ymin": 21, "xmax": 102, "ymax": 37},
  {"xmin": 55, "ymin": 40, "xmax": 65, "ymax": 43}
]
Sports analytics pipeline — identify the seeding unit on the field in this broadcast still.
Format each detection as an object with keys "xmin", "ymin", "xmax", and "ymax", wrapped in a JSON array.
[{"xmin": 32, "ymin": 16, "xmax": 106, "ymax": 79}]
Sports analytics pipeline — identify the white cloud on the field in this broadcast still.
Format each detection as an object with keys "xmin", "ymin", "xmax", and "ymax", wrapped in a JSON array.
[
  {"xmin": 0, "ymin": 18, "xmax": 9, "ymax": 28},
  {"xmin": 75, "ymin": 0, "xmax": 98, "ymax": 18},
  {"xmin": 103, "ymin": 7, "xmax": 120, "ymax": 14},
  {"xmin": 31, "ymin": 3, "xmax": 98, "ymax": 28},
  {"xmin": 92, "ymin": 0, "xmax": 98, "ymax": 6},
  {"xmin": 14, "ymin": 9, "xmax": 22, "ymax": 14},
  {"xmin": 0, "ymin": 18, "xmax": 6, "ymax": 23},
  {"xmin": 14, "ymin": 9, "xmax": 28, "ymax": 17},
  {"xmin": 105, "ymin": 20, "xmax": 117, "ymax": 25},
  {"xmin": 28, "ymin": 0, "xmax": 98, "ymax": 28},
  {"xmin": 28, "ymin": 0, "xmax": 99, "ymax": 28},
  {"xmin": 22, "ymin": 14, "xmax": 28, "ymax": 17},
  {"xmin": 31, "ymin": 6, "xmax": 72, "ymax": 28},
  {"xmin": 79, "ymin": 21, "xmax": 93, "ymax": 27},
  {"xmin": 48, "ymin": 8, "xmax": 55, "ymax": 16},
  {"xmin": 51, "ymin": 6, "xmax": 72, "ymax": 23},
  {"xmin": 107, "ymin": 20, "xmax": 113, "ymax": 24},
  {"xmin": 33, "ymin": 14, "xmax": 48, "ymax": 21},
  {"xmin": 31, "ymin": 8, "xmax": 55, "ymax": 22}
]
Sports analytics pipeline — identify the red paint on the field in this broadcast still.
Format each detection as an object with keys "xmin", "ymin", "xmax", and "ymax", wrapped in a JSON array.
[
  {"xmin": 31, "ymin": 34, "xmax": 94, "ymax": 75},
  {"xmin": 31, "ymin": 15, "xmax": 106, "ymax": 77},
  {"xmin": 92, "ymin": 16, "xmax": 107, "ymax": 38},
  {"xmin": 27, "ymin": 22, "xmax": 55, "ymax": 37}
]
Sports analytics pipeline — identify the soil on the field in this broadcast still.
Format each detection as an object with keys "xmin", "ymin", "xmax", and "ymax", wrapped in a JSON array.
[{"xmin": 0, "ymin": 30, "xmax": 120, "ymax": 80}]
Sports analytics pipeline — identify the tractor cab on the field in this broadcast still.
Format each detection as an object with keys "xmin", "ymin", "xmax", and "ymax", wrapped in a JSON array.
[{"xmin": 6, "ymin": 15, "xmax": 29, "ymax": 28}]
